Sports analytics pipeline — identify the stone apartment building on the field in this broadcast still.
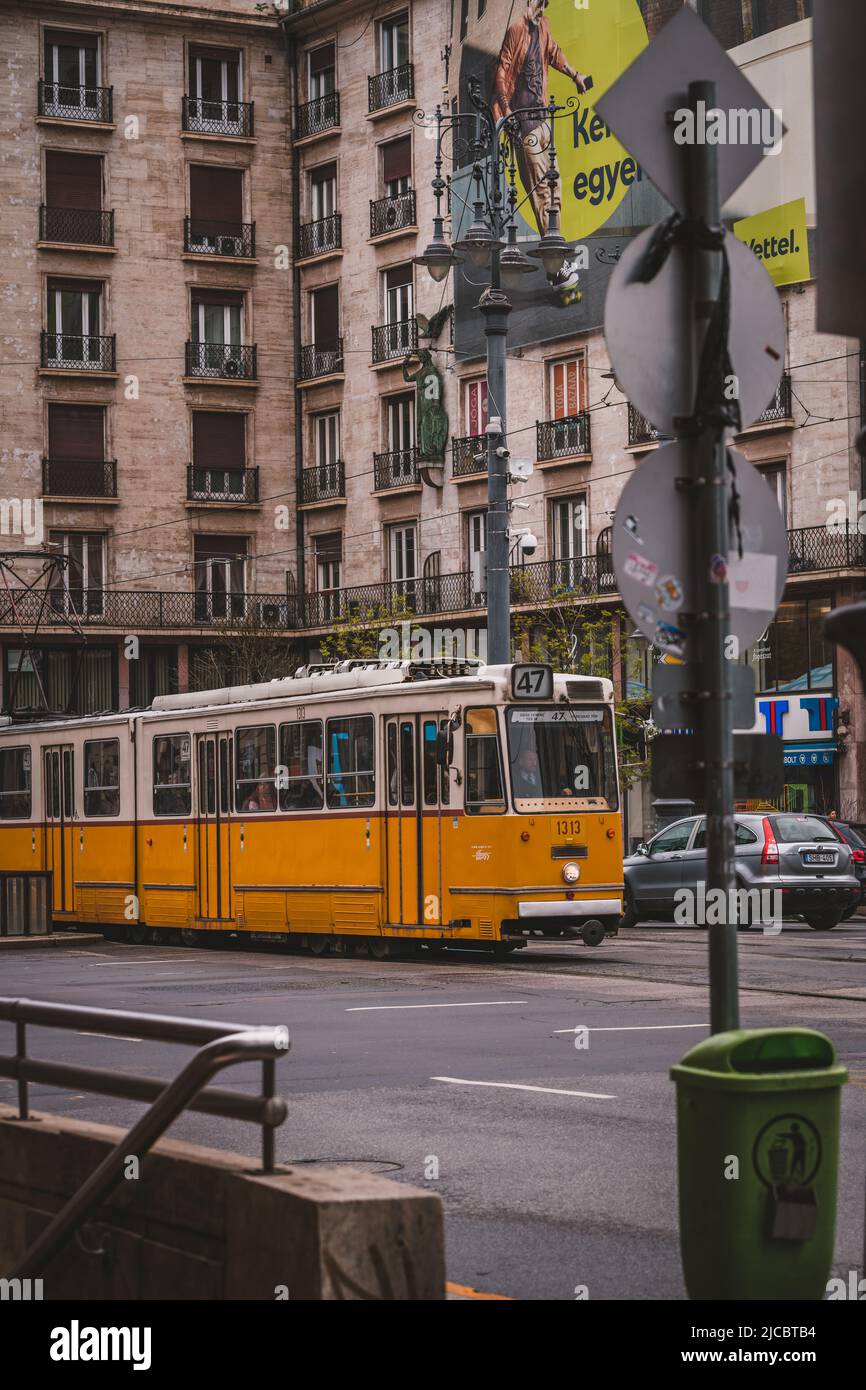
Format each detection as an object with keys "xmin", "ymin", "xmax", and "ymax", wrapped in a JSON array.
[
  {"xmin": 1, "ymin": 0, "xmax": 863, "ymax": 831},
  {"xmin": 0, "ymin": 0, "xmax": 294, "ymax": 708}
]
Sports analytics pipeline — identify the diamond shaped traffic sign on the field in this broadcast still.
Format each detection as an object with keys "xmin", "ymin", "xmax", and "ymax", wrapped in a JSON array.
[{"xmin": 596, "ymin": 6, "xmax": 787, "ymax": 215}]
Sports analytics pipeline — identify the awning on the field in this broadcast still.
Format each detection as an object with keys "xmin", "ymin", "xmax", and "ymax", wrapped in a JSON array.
[{"xmin": 783, "ymin": 742, "xmax": 836, "ymax": 767}]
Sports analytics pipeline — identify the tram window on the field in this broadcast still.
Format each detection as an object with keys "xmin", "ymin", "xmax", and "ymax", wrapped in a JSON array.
[
  {"xmin": 219, "ymin": 739, "xmax": 232, "ymax": 816},
  {"xmin": 63, "ymin": 750, "xmax": 73, "ymax": 818},
  {"xmin": 278, "ymin": 721, "xmax": 324, "ymax": 811},
  {"xmin": 387, "ymin": 722, "xmax": 398, "ymax": 807},
  {"xmin": 0, "ymin": 747, "xmax": 32, "ymax": 819},
  {"xmin": 423, "ymin": 721, "xmax": 437, "ymax": 805},
  {"xmin": 236, "ymin": 725, "xmax": 277, "ymax": 812},
  {"xmin": 400, "ymin": 721, "xmax": 415, "ymax": 805},
  {"xmin": 465, "ymin": 707, "xmax": 505, "ymax": 814},
  {"xmin": 326, "ymin": 715, "xmax": 375, "ymax": 809},
  {"xmin": 47, "ymin": 752, "xmax": 59, "ymax": 819},
  {"xmin": 439, "ymin": 720, "xmax": 450, "ymax": 806},
  {"xmin": 84, "ymin": 739, "xmax": 120, "ymax": 817},
  {"xmin": 153, "ymin": 734, "xmax": 191, "ymax": 816},
  {"xmin": 201, "ymin": 741, "xmax": 216, "ymax": 816}
]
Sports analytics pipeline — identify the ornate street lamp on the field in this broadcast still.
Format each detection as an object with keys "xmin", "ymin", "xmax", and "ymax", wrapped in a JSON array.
[{"xmin": 415, "ymin": 79, "xmax": 576, "ymax": 664}]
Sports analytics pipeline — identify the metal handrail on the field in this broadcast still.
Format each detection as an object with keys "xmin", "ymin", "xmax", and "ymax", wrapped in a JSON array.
[{"xmin": 0, "ymin": 997, "xmax": 289, "ymax": 1279}]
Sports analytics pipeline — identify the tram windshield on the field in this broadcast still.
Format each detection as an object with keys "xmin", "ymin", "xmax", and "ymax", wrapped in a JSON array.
[{"xmin": 506, "ymin": 706, "xmax": 618, "ymax": 811}]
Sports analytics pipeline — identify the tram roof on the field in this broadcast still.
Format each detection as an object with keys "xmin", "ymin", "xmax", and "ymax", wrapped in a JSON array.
[{"xmin": 0, "ymin": 662, "xmax": 614, "ymax": 735}]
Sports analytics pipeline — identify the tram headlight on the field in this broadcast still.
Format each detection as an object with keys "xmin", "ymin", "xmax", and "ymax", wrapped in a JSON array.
[{"xmin": 561, "ymin": 862, "xmax": 580, "ymax": 885}]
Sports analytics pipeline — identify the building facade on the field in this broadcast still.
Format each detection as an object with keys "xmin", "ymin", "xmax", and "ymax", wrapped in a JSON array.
[{"xmin": 1, "ymin": 0, "xmax": 862, "ymax": 832}]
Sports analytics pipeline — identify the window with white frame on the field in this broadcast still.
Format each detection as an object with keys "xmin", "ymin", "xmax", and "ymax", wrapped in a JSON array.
[
  {"xmin": 551, "ymin": 495, "xmax": 588, "ymax": 572},
  {"xmin": 188, "ymin": 45, "xmax": 242, "ymax": 128},
  {"xmin": 310, "ymin": 162, "xmax": 336, "ymax": 222},
  {"xmin": 467, "ymin": 509, "xmax": 487, "ymax": 602},
  {"xmin": 314, "ymin": 410, "xmax": 340, "ymax": 483},
  {"xmin": 758, "ymin": 461, "xmax": 787, "ymax": 525},
  {"xmin": 308, "ymin": 42, "xmax": 335, "ymax": 101},
  {"xmin": 379, "ymin": 13, "xmax": 409, "ymax": 72},
  {"xmin": 386, "ymin": 392, "xmax": 415, "ymax": 474},
  {"xmin": 43, "ymin": 28, "xmax": 101, "ymax": 116},
  {"xmin": 388, "ymin": 522, "xmax": 417, "ymax": 595},
  {"xmin": 194, "ymin": 535, "xmax": 246, "ymax": 621},
  {"xmin": 46, "ymin": 279, "xmax": 103, "ymax": 365},
  {"xmin": 49, "ymin": 530, "xmax": 105, "ymax": 617}
]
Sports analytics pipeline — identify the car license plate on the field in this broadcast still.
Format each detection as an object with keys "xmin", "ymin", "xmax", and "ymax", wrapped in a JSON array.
[{"xmin": 804, "ymin": 852, "xmax": 834, "ymax": 865}]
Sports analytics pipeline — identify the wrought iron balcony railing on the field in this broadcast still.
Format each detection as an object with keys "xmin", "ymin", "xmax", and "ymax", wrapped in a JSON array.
[
  {"xmin": 301, "ymin": 461, "xmax": 346, "ymax": 504},
  {"xmin": 627, "ymin": 402, "xmax": 663, "ymax": 447},
  {"xmin": 372, "ymin": 317, "xmax": 417, "ymax": 364},
  {"xmin": 374, "ymin": 447, "xmax": 419, "ymax": 491},
  {"xmin": 452, "ymin": 434, "xmax": 488, "ymax": 478},
  {"xmin": 184, "ymin": 218, "xmax": 255, "ymax": 258},
  {"xmin": 299, "ymin": 341, "xmax": 344, "ymax": 380},
  {"xmin": 368, "ymin": 63, "xmax": 414, "ymax": 112},
  {"xmin": 295, "ymin": 91, "xmax": 340, "ymax": 140},
  {"xmin": 41, "ymin": 459, "xmax": 117, "ymax": 498},
  {"xmin": 298, "ymin": 213, "xmax": 342, "ymax": 260},
  {"xmin": 39, "ymin": 206, "xmax": 114, "ymax": 247},
  {"xmin": 187, "ymin": 466, "xmax": 259, "ymax": 503},
  {"xmin": 536, "ymin": 411, "xmax": 591, "ymax": 462},
  {"xmin": 185, "ymin": 341, "xmax": 257, "ymax": 381},
  {"xmin": 41, "ymin": 332, "xmax": 115, "ymax": 372},
  {"xmin": 0, "ymin": 526, "xmax": 862, "ymax": 636},
  {"xmin": 38, "ymin": 80, "xmax": 112, "ymax": 123},
  {"xmin": 182, "ymin": 96, "xmax": 254, "ymax": 138},
  {"xmin": 370, "ymin": 189, "xmax": 416, "ymax": 238},
  {"xmin": 754, "ymin": 371, "xmax": 793, "ymax": 427}
]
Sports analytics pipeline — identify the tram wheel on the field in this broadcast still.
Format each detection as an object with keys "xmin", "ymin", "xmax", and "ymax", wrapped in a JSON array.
[
  {"xmin": 307, "ymin": 935, "xmax": 330, "ymax": 956},
  {"xmin": 126, "ymin": 921, "xmax": 148, "ymax": 946},
  {"xmin": 180, "ymin": 928, "xmax": 199, "ymax": 947},
  {"xmin": 368, "ymin": 939, "xmax": 393, "ymax": 959},
  {"xmin": 491, "ymin": 942, "xmax": 518, "ymax": 958}
]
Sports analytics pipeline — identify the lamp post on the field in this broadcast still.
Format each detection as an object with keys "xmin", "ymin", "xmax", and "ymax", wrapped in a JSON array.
[{"xmin": 414, "ymin": 79, "xmax": 573, "ymax": 665}]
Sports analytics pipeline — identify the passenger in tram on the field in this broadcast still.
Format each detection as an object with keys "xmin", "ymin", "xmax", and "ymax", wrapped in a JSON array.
[{"xmin": 242, "ymin": 779, "xmax": 276, "ymax": 813}]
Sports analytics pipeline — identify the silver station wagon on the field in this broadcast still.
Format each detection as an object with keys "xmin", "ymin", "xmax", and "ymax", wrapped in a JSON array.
[{"xmin": 622, "ymin": 812, "xmax": 860, "ymax": 931}]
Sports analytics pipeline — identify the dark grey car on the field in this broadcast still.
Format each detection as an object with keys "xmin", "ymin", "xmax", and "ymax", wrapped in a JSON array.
[{"xmin": 622, "ymin": 812, "xmax": 860, "ymax": 931}]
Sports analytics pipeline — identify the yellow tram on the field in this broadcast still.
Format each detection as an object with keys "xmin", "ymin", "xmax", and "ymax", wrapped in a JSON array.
[{"xmin": 0, "ymin": 661, "xmax": 624, "ymax": 954}]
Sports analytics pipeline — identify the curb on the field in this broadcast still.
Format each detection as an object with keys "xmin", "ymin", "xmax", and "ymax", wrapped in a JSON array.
[{"xmin": 0, "ymin": 932, "xmax": 105, "ymax": 950}]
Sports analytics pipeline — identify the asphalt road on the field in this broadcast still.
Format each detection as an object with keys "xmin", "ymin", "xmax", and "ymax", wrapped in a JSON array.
[{"xmin": 2, "ymin": 920, "xmax": 865, "ymax": 1300}]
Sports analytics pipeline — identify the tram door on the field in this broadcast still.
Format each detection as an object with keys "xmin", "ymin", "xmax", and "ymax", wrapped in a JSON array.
[
  {"xmin": 384, "ymin": 715, "xmax": 445, "ymax": 927},
  {"xmin": 43, "ymin": 745, "xmax": 75, "ymax": 915},
  {"xmin": 195, "ymin": 733, "xmax": 233, "ymax": 922}
]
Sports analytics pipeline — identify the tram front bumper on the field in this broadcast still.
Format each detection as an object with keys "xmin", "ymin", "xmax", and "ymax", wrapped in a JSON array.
[{"xmin": 517, "ymin": 898, "xmax": 622, "ymax": 920}]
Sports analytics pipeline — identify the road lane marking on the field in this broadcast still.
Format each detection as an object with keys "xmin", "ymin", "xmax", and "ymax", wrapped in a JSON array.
[
  {"xmin": 346, "ymin": 1000, "xmax": 528, "ymax": 1012},
  {"xmin": 553, "ymin": 1023, "xmax": 707, "ymax": 1034},
  {"xmin": 77, "ymin": 1031, "xmax": 143, "ymax": 1043},
  {"xmin": 432, "ymin": 1077, "xmax": 617, "ymax": 1099}
]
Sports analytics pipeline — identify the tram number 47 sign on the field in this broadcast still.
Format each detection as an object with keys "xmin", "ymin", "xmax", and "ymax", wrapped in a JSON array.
[{"xmin": 511, "ymin": 665, "xmax": 553, "ymax": 700}]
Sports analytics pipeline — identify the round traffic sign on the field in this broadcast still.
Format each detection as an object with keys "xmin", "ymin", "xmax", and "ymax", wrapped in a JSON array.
[
  {"xmin": 604, "ymin": 225, "xmax": 785, "ymax": 434},
  {"xmin": 613, "ymin": 441, "xmax": 788, "ymax": 655}
]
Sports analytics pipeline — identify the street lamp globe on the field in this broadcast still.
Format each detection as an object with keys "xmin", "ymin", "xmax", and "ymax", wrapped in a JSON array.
[
  {"xmin": 527, "ymin": 205, "xmax": 571, "ymax": 279},
  {"xmin": 454, "ymin": 201, "xmax": 502, "ymax": 270},
  {"xmin": 414, "ymin": 217, "xmax": 462, "ymax": 283},
  {"xmin": 499, "ymin": 224, "xmax": 535, "ymax": 291}
]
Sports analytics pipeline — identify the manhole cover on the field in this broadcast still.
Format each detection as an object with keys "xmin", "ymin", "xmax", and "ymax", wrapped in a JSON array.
[{"xmin": 284, "ymin": 1158, "xmax": 404, "ymax": 1175}]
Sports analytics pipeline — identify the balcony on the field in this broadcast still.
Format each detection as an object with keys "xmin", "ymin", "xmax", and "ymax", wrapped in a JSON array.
[
  {"xmin": 298, "ymin": 341, "xmax": 344, "ymax": 381},
  {"xmin": 368, "ymin": 64, "xmax": 414, "ymax": 113},
  {"xmin": 42, "ymin": 459, "xmax": 117, "ymax": 498},
  {"xmin": 0, "ymin": 525, "xmax": 861, "ymax": 636},
  {"xmin": 41, "ymin": 332, "xmax": 115, "ymax": 372},
  {"xmin": 370, "ymin": 189, "xmax": 416, "ymax": 239},
  {"xmin": 184, "ymin": 218, "xmax": 255, "ymax": 258},
  {"xmin": 372, "ymin": 317, "xmax": 417, "ymax": 364},
  {"xmin": 627, "ymin": 403, "xmax": 663, "ymax": 448},
  {"xmin": 182, "ymin": 96, "xmax": 254, "ymax": 138},
  {"xmin": 536, "ymin": 411, "xmax": 591, "ymax": 462},
  {"xmin": 39, "ymin": 206, "xmax": 114, "ymax": 248},
  {"xmin": 295, "ymin": 91, "xmax": 340, "ymax": 140},
  {"xmin": 297, "ymin": 213, "xmax": 342, "ymax": 261},
  {"xmin": 452, "ymin": 434, "xmax": 487, "ymax": 478},
  {"xmin": 38, "ymin": 80, "xmax": 112, "ymax": 123},
  {"xmin": 749, "ymin": 372, "xmax": 794, "ymax": 429},
  {"xmin": 374, "ymin": 447, "xmax": 419, "ymax": 491},
  {"xmin": 185, "ymin": 341, "xmax": 257, "ymax": 382},
  {"xmin": 187, "ymin": 466, "xmax": 259, "ymax": 503},
  {"xmin": 301, "ymin": 461, "xmax": 346, "ymax": 504}
]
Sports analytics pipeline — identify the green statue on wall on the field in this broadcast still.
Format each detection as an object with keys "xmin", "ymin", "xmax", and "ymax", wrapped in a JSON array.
[{"xmin": 403, "ymin": 349, "xmax": 448, "ymax": 463}]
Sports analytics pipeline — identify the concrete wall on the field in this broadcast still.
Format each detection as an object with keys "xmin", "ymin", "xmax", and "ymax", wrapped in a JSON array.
[{"xmin": 0, "ymin": 1105, "xmax": 445, "ymax": 1299}]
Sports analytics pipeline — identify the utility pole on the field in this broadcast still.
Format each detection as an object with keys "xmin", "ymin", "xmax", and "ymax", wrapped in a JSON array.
[
  {"xmin": 683, "ymin": 78, "xmax": 738, "ymax": 1032},
  {"xmin": 480, "ymin": 276, "xmax": 512, "ymax": 665}
]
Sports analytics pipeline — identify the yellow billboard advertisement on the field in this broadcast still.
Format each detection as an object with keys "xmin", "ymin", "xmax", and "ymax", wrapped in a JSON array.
[{"xmin": 733, "ymin": 198, "xmax": 812, "ymax": 287}]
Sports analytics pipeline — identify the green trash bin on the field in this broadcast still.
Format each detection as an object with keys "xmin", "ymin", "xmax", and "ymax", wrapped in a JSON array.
[{"xmin": 671, "ymin": 1028, "xmax": 847, "ymax": 1300}]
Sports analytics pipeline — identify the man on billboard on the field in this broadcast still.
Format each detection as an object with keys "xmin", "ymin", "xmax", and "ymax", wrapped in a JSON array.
[{"xmin": 491, "ymin": 0, "xmax": 588, "ymax": 291}]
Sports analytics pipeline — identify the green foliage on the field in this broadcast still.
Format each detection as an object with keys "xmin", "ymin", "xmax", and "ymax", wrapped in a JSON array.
[
  {"xmin": 512, "ymin": 604, "xmax": 650, "ymax": 792},
  {"xmin": 320, "ymin": 597, "xmax": 413, "ymax": 662}
]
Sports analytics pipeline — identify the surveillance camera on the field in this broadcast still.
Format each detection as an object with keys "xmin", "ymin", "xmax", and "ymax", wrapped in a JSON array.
[
  {"xmin": 496, "ymin": 446, "xmax": 510, "ymax": 459},
  {"xmin": 519, "ymin": 531, "xmax": 538, "ymax": 557}
]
